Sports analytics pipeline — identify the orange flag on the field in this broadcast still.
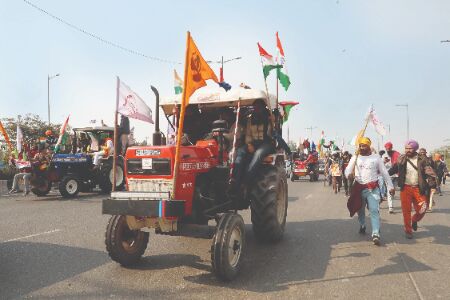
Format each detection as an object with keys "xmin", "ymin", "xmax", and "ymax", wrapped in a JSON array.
[
  {"xmin": 0, "ymin": 120, "xmax": 12, "ymax": 150},
  {"xmin": 184, "ymin": 33, "xmax": 218, "ymax": 103}
]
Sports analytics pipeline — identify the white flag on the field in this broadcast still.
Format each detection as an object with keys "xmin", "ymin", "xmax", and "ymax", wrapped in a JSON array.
[
  {"xmin": 367, "ymin": 105, "xmax": 386, "ymax": 136},
  {"xmin": 16, "ymin": 124, "xmax": 23, "ymax": 153},
  {"xmin": 117, "ymin": 79, "xmax": 153, "ymax": 124}
]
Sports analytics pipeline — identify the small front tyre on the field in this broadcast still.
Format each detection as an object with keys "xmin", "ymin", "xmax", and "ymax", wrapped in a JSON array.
[
  {"xmin": 211, "ymin": 213, "xmax": 246, "ymax": 281},
  {"xmin": 59, "ymin": 175, "xmax": 80, "ymax": 198},
  {"xmin": 105, "ymin": 215, "xmax": 149, "ymax": 266}
]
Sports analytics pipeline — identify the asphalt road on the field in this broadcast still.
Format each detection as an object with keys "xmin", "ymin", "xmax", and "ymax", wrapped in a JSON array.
[{"xmin": 1, "ymin": 177, "xmax": 449, "ymax": 299}]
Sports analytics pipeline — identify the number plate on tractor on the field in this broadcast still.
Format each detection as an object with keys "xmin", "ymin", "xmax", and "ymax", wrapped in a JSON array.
[{"xmin": 142, "ymin": 158, "xmax": 153, "ymax": 169}]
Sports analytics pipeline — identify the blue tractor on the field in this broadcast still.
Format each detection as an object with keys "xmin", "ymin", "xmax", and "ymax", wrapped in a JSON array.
[{"xmin": 30, "ymin": 126, "xmax": 125, "ymax": 198}]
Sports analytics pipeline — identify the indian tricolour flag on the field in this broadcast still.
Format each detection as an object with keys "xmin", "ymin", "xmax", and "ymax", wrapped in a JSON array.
[
  {"xmin": 257, "ymin": 42, "xmax": 280, "ymax": 79},
  {"xmin": 174, "ymin": 69, "xmax": 183, "ymax": 95},
  {"xmin": 276, "ymin": 32, "xmax": 291, "ymax": 91}
]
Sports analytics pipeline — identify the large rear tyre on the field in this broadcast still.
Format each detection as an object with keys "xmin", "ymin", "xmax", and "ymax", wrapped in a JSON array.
[
  {"xmin": 290, "ymin": 174, "xmax": 296, "ymax": 182},
  {"xmin": 99, "ymin": 163, "xmax": 125, "ymax": 193},
  {"xmin": 250, "ymin": 165, "xmax": 288, "ymax": 243},
  {"xmin": 105, "ymin": 215, "xmax": 149, "ymax": 266},
  {"xmin": 59, "ymin": 175, "xmax": 80, "ymax": 198},
  {"xmin": 211, "ymin": 213, "xmax": 245, "ymax": 281},
  {"xmin": 31, "ymin": 179, "xmax": 51, "ymax": 196}
]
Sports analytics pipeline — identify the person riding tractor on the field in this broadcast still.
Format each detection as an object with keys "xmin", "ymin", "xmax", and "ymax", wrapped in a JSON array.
[
  {"xmin": 230, "ymin": 99, "xmax": 274, "ymax": 198},
  {"xmin": 102, "ymin": 86, "xmax": 290, "ymax": 281}
]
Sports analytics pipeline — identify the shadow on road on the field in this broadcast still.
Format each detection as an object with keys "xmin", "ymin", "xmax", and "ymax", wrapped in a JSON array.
[
  {"xmin": 182, "ymin": 219, "xmax": 448, "ymax": 292},
  {"xmin": 0, "ymin": 241, "xmax": 109, "ymax": 299}
]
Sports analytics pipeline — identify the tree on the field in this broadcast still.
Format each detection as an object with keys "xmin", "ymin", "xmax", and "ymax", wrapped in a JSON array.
[{"xmin": 1, "ymin": 114, "xmax": 65, "ymax": 144}]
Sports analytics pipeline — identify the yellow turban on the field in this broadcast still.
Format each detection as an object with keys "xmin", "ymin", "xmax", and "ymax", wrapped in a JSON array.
[{"xmin": 358, "ymin": 137, "xmax": 372, "ymax": 146}]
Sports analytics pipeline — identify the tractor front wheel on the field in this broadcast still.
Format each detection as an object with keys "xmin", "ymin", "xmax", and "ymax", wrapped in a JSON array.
[
  {"xmin": 211, "ymin": 213, "xmax": 245, "ymax": 281},
  {"xmin": 59, "ymin": 175, "xmax": 80, "ymax": 198},
  {"xmin": 105, "ymin": 215, "xmax": 149, "ymax": 266}
]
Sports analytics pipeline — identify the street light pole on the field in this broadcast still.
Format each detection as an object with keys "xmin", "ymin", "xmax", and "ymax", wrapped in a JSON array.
[
  {"xmin": 305, "ymin": 126, "xmax": 317, "ymax": 141},
  {"xmin": 47, "ymin": 73, "xmax": 60, "ymax": 125},
  {"xmin": 207, "ymin": 56, "xmax": 242, "ymax": 81},
  {"xmin": 395, "ymin": 103, "xmax": 409, "ymax": 140}
]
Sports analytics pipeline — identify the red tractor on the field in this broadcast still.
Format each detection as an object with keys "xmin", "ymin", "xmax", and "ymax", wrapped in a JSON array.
[{"xmin": 102, "ymin": 87, "xmax": 288, "ymax": 281}]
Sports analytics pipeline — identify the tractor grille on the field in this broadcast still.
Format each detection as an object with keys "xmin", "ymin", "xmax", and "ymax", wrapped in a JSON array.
[
  {"xmin": 127, "ymin": 179, "xmax": 173, "ymax": 193},
  {"xmin": 127, "ymin": 158, "xmax": 171, "ymax": 175}
]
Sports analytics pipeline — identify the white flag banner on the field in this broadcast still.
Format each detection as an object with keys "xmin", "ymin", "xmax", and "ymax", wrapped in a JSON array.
[
  {"xmin": 367, "ymin": 104, "xmax": 386, "ymax": 136},
  {"xmin": 118, "ymin": 79, "xmax": 153, "ymax": 124},
  {"xmin": 17, "ymin": 124, "xmax": 23, "ymax": 153}
]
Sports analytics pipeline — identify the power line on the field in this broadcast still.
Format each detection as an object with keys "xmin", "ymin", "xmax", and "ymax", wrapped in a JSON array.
[{"xmin": 23, "ymin": 0, "xmax": 182, "ymax": 65}]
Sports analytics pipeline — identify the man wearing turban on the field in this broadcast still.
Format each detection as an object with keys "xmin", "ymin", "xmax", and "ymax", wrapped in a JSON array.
[
  {"xmin": 389, "ymin": 139, "xmax": 436, "ymax": 239},
  {"xmin": 345, "ymin": 137, "xmax": 394, "ymax": 246},
  {"xmin": 384, "ymin": 142, "xmax": 401, "ymax": 213}
]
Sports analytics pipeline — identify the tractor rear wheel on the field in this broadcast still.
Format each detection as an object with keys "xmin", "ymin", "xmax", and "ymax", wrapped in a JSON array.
[
  {"xmin": 31, "ymin": 179, "xmax": 51, "ymax": 196},
  {"xmin": 59, "ymin": 175, "xmax": 80, "ymax": 198},
  {"xmin": 105, "ymin": 215, "xmax": 149, "ymax": 266},
  {"xmin": 291, "ymin": 174, "xmax": 296, "ymax": 182},
  {"xmin": 250, "ymin": 165, "xmax": 288, "ymax": 243},
  {"xmin": 99, "ymin": 163, "xmax": 125, "ymax": 193},
  {"xmin": 211, "ymin": 213, "xmax": 245, "ymax": 281}
]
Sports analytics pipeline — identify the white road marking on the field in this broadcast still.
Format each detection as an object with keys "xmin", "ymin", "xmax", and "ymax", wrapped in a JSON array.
[
  {"xmin": 305, "ymin": 194, "xmax": 313, "ymax": 200},
  {"xmin": 393, "ymin": 242, "xmax": 425, "ymax": 300},
  {"xmin": 2, "ymin": 229, "xmax": 61, "ymax": 243}
]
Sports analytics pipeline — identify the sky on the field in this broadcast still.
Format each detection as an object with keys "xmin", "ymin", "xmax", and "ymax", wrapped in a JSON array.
[{"xmin": 1, "ymin": 0, "xmax": 450, "ymax": 151}]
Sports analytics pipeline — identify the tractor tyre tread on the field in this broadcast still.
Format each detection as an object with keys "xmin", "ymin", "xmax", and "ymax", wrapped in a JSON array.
[
  {"xmin": 105, "ymin": 215, "xmax": 149, "ymax": 266},
  {"xmin": 249, "ymin": 165, "xmax": 288, "ymax": 243}
]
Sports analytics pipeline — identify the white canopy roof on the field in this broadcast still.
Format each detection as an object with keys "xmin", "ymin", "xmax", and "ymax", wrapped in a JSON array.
[{"xmin": 160, "ymin": 86, "xmax": 277, "ymax": 114}]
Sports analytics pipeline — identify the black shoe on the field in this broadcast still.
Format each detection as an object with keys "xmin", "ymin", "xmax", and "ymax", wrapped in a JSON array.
[
  {"xmin": 405, "ymin": 232, "xmax": 413, "ymax": 239},
  {"xmin": 412, "ymin": 221, "xmax": 418, "ymax": 232},
  {"xmin": 359, "ymin": 225, "xmax": 366, "ymax": 234},
  {"xmin": 372, "ymin": 235, "xmax": 380, "ymax": 246}
]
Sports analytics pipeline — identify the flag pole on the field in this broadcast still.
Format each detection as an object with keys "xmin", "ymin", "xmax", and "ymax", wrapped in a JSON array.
[
  {"xmin": 172, "ymin": 31, "xmax": 191, "ymax": 199},
  {"xmin": 112, "ymin": 76, "xmax": 120, "ymax": 191}
]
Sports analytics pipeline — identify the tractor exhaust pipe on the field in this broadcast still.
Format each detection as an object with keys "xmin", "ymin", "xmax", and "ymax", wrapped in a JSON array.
[{"xmin": 151, "ymin": 85, "xmax": 163, "ymax": 146}]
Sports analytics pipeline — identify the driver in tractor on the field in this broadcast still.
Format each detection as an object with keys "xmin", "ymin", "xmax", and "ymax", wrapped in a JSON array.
[
  {"xmin": 92, "ymin": 137, "xmax": 114, "ymax": 168},
  {"xmin": 230, "ymin": 99, "xmax": 274, "ymax": 196}
]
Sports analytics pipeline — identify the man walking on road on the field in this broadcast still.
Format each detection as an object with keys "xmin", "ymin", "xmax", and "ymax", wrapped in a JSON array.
[
  {"xmin": 389, "ymin": 140, "xmax": 436, "ymax": 239},
  {"xmin": 345, "ymin": 137, "xmax": 394, "ymax": 246},
  {"xmin": 384, "ymin": 142, "xmax": 400, "ymax": 213}
]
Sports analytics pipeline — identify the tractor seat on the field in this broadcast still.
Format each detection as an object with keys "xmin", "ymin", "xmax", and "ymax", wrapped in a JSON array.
[{"xmin": 211, "ymin": 119, "xmax": 229, "ymax": 134}]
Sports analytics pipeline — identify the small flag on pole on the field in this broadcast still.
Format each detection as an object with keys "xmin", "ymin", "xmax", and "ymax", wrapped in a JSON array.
[
  {"xmin": 118, "ymin": 79, "xmax": 154, "ymax": 124},
  {"xmin": 258, "ymin": 42, "xmax": 281, "ymax": 79},
  {"xmin": 0, "ymin": 120, "xmax": 12, "ymax": 150},
  {"xmin": 174, "ymin": 69, "xmax": 183, "ymax": 95},
  {"xmin": 276, "ymin": 32, "xmax": 291, "ymax": 91},
  {"xmin": 279, "ymin": 101, "xmax": 299, "ymax": 123},
  {"xmin": 367, "ymin": 104, "xmax": 386, "ymax": 136}
]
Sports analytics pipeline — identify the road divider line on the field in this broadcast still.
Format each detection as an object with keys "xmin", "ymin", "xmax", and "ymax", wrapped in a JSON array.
[
  {"xmin": 393, "ymin": 242, "xmax": 425, "ymax": 300},
  {"xmin": 2, "ymin": 229, "xmax": 62, "ymax": 243}
]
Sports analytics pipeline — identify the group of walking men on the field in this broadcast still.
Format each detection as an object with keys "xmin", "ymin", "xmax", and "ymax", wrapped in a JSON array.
[{"xmin": 346, "ymin": 137, "xmax": 447, "ymax": 245}]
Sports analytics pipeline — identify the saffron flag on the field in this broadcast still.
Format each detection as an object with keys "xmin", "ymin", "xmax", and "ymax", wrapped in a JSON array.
[
  {"xmin": 258, "ymin": 42, "xmax": 281, "ymax": 79},
  {"xmin": 118, "ymin": 79, "xmax": 154, "ymax": 124},
  {"xmin": 279, "ymin": 101, "xmax": 299, "ymax": 123},
  {"xmin": 174, "ymin": 69, "xmax": 183, "ymax": 95},
  {"xmin": 0, "ymin": 120, "xmax": 12, "ymax": 150},
  {"xmin": 184, "ymin": 34, "xmax": 218, "ymax": 103},
  {"xmin": 276, "ymin": 32, "xmax": 291, "ymax": 91},
  {"xmin": 367, "ymin": 104, "xmax": 386, "ymax": 136},
  {"xmin": 16, "ymin": 124, "xmax": 23, "ymax": 153}
]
